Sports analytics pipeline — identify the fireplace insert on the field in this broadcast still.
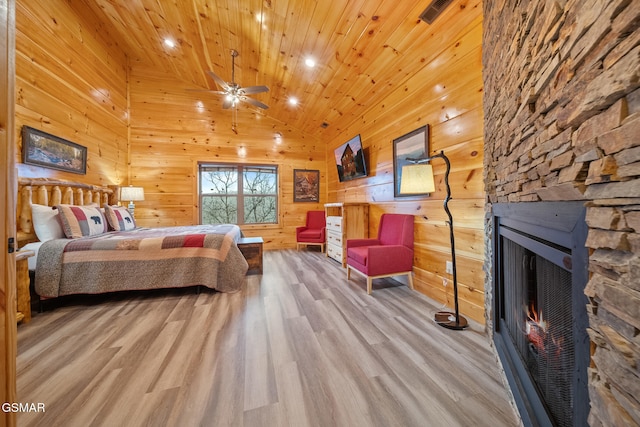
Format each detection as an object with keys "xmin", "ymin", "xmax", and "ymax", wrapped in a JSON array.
[{"xmin": 492, "ymin": 202, "xmax": 589, "ymax": 427}]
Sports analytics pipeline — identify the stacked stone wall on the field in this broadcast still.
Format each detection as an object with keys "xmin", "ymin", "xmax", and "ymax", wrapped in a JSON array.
[{"xmin": 483, "ymin": 0, "xmax": 640, "ymax": 424}]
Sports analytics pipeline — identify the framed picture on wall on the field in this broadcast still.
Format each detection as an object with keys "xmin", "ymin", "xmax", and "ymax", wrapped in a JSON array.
[
  {"xmin": 22, "ymin": 126, "xmax": 87, "ymax": 175},
  {"xmin": 393, "ymin": 125, "xmax": 429, "ymax": 197},
  {"xmin": 293, "ymin": 169, "xmax": 320, "ymax": 202}
]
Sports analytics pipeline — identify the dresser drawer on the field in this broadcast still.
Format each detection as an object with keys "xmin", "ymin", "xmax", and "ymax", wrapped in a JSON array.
[
  {"xmin": 326, "ymin": 216, "xmax": 342, "ymax": 233},
  {"xmin": 327, "ymin": 231, "xmax": 342, "ymax": 246},
  {"xmin": 327, "ymin": 243, "xmax": 343, "ymax": 262}
]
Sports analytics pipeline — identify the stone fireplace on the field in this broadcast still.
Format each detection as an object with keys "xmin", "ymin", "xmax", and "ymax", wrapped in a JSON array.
[{"xmin": 483, "ymin": 1, "xmax": 639, "ymax": 425}]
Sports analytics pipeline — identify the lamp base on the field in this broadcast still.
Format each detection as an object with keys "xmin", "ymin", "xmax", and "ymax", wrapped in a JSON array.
[{"xmin": 434, "ymin": 311, "xmax": 468, "ymax": 330}]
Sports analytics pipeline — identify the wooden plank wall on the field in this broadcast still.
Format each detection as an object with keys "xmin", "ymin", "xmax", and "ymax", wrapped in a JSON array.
[
  {"xmin": 128, "ymin": 66, "xmax": 327, "ymax": 248},
  {"xmin": 326, "ymin": 14, "xmax": 485, "ymax": 323},
  {"xmin": 12, "ymin": 0, "xmax": 485, "ymax": 324},
  {"xmin": 14, "ymin": 0, "xmax": 128, "ymax": 186}
]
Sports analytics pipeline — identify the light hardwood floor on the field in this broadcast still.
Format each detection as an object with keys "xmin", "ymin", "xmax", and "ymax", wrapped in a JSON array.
[{"xmin": 17, "ymin": 250, "xmax": 521, "ymax": 427}]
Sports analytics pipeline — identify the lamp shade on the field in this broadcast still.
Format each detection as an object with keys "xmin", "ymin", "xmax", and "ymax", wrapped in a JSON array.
[
  {"xmin": 120, "ymin": 186, "xmax": 145, "ymax": 201},
  {"xmin": 400, "ymin": 163, "xmax": 435, "ymax": 194}
]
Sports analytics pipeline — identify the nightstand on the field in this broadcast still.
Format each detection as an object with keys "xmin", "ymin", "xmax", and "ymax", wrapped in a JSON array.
[{"xmin": 237, "ymin": 237, "xmax": 263, "ymax": 275}]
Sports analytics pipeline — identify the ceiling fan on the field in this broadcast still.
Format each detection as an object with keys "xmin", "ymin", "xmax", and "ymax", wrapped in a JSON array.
[{"xmin": 201, "ymin": 49, "xmax": 269, "ymax": 110}]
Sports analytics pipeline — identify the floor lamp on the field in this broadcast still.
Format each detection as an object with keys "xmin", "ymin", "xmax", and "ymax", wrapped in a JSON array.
[{"xmin": 401, "ymin": 151, "xmax": 468, "ymax": 330}]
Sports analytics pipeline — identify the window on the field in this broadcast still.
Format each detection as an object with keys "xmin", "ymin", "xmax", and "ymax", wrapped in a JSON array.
[{"xmin": 199, "ymin": 163, "xmax": 278, "ymax": 225}]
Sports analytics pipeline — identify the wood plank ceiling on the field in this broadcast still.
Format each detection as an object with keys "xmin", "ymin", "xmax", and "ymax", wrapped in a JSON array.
[{"xmin": 82, "ymin": 0, "xmax": 469, "ymax": 140}]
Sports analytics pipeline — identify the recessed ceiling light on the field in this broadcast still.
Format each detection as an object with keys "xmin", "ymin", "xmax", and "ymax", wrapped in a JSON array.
[
  {"xmin": 288, "ymin": 97, "xmax": 298, "ymax": 106},
  {"xmin": 305, "ymin": 57, "xmax": 316, "ymax": 68},
  {"xmin": 164, "ymin": 38, "xmax": 176, "ymax": 48}
]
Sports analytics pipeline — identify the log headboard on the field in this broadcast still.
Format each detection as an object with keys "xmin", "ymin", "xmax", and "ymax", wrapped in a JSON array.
[{"xmin": 17, "ymin": 178, "xmax": 119, "ymax": 246}]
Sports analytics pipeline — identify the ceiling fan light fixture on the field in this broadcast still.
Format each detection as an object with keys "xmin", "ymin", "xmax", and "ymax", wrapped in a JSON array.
[{"xmin": 197, "ymin": 49, "xmax": 270, "ymax": 131}]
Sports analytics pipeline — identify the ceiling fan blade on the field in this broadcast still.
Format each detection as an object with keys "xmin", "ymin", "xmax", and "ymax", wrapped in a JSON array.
[
  {"xmin": 242, "ymin": 97, "xmax": 269, "ymax": 110},
  {"xmin": 240, "ymin": 85, "xmax": 269, "ymax": 95},
  {"xmin": 206, "ymin": 70, "xmax": 231, "ymax": 91},
  {"xmin": 186, "ymin": 89, "xmax": 227, "ymax": 95}
]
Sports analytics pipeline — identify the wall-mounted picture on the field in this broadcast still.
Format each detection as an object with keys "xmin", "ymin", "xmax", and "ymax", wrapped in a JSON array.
[
  {"xmin": 293, "ymin": 169, "xmax": 320, "ymax": 202},
  {"xmin": 393, "ymin": 125, "xmax": 429, "ymax": 197},
  {"xmin": 334, "ymin": 134, "xmax": 368, "ymax": 182},
  {"xmin": 22, "ymin": 126, "xmax": 87, "ymax": 174}
]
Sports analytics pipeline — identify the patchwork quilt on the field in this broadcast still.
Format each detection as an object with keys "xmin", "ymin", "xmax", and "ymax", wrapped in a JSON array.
[{"xmin": 35, "ymin": 224, "xmax": 248, "ymax": 297}]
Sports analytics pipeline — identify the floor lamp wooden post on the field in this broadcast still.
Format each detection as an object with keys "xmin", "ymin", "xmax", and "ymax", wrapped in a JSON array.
[{"xmin": 401, "ymin": 151, "xmax": 468, "ymax": 330}]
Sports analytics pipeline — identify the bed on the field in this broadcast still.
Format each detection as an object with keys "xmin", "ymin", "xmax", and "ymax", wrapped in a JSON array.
[{"xmin": 17, "ymin": 178, "xmax": 248, "ymax": 300}]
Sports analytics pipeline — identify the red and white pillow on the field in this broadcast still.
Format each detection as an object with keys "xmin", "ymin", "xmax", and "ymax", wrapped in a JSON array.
[
  {"xmin": 104, "ymin": 205, "xmax": 137, "ymax": 231},
  {"xmin": 55, "ymin": 204, "xmax": 108, "ymax": 239}
]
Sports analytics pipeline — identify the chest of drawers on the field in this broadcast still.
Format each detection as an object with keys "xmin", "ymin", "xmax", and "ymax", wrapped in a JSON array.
[{"xmin": 324, "ymin": 203, "xmax": 368, "ymax": 267}]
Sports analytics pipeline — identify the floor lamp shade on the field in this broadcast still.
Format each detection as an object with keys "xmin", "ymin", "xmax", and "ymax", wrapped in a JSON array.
[{"xmin": 400, "ymin": 163, "xmax": 435, "ymax": 194}]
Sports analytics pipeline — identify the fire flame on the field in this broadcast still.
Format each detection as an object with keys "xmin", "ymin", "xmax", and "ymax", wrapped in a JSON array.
[
  {"xmin": 526, "ymin": 303, "xmax": 565, "ymax": 359},
  {"xmin": 526, "ymin": 303, "xmax": 547, "ymax": 353}
]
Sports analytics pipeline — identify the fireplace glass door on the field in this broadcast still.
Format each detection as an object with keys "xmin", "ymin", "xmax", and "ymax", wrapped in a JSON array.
[
  {"xmin": 501, "ymin": 233, "xmax": 574, "ymax": 426},
  {"xmin": 492, "ymin": 202, "xmax": 589, "ymax": 427}
]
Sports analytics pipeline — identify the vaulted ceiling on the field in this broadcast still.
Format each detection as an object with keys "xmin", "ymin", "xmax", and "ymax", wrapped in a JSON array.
[{"xmin": 82, "ymin": 0, "xmax": 478, "ymax": 140}]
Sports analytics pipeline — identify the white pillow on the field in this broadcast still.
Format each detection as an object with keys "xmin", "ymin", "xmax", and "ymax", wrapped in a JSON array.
[{"xmin": 31, "ymin": 204, "xmax": 65, "ymax": 241}]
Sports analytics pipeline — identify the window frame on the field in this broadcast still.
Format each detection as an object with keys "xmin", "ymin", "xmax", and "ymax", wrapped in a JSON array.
[{"xmin": 198, "ymin": 162, "xmax": 279, "ymax": 226}]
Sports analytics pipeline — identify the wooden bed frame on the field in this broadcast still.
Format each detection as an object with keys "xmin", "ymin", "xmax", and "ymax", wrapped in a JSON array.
[
  {"xmin": 15, "ymin": 178, "xmax": 120, "ymax": 322},
  {"xmin": 17, "ymin": 177, "xmax": 119, "ymax": 247}
]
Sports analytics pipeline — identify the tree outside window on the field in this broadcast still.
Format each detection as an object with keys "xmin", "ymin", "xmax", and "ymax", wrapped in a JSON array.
[{"xmin": 200, "ymin": 164, "xmax": 278, "ymax": 225}]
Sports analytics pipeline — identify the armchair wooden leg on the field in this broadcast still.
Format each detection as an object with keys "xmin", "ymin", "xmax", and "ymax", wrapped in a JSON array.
[
  {"xmin": 367, "ymin": 277, "xmax": 373, "ymax": 295},
  {"xmin": 347, "ymin": 265, "xmax": 351, "ymax": 280},
  {"xmin": 407, "ymin": 272, "xmax": 414, "ymax": 290}
]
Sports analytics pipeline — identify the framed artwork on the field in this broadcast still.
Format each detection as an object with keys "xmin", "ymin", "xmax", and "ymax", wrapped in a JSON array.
[
  {"xmin": 22, "ymin": 126, "xmax": 87, "ymax": 174},
  {"xmin": 393, "ymin": 125, "xmax": 429, "ymax": 197},
  {"xmin": 334, "ymin": 134, "xmax": 368, "ymax": 182},
  {"xmin": 293, "ymin": 169, "xmax": 320, "ymax": 202}
]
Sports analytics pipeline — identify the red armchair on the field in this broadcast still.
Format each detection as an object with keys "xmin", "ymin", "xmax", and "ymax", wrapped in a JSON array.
[
  {"xmin": 346, "ymin": 213, "xmax": 414, "ymax": 294},
  {"xmin": 296, "ymin": 210, "xmax": 326, "ymax": 252}
]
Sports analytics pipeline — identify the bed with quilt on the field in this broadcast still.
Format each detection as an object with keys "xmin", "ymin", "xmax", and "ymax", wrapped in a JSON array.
[{"xmin": 17, "ymin": 178, "xmax": 248, "ymax": 299}]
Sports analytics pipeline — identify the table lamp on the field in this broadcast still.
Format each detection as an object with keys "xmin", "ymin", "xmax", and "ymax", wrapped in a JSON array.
[{"xmin": 120, "ymin": 185, "xmax": 144, "ymax": 218}]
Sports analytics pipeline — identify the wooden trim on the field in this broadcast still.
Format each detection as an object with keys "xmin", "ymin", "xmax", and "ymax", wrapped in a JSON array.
[{"xmin": 1, "ymin": 1, "xmax": 17, "ymax": 425}]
